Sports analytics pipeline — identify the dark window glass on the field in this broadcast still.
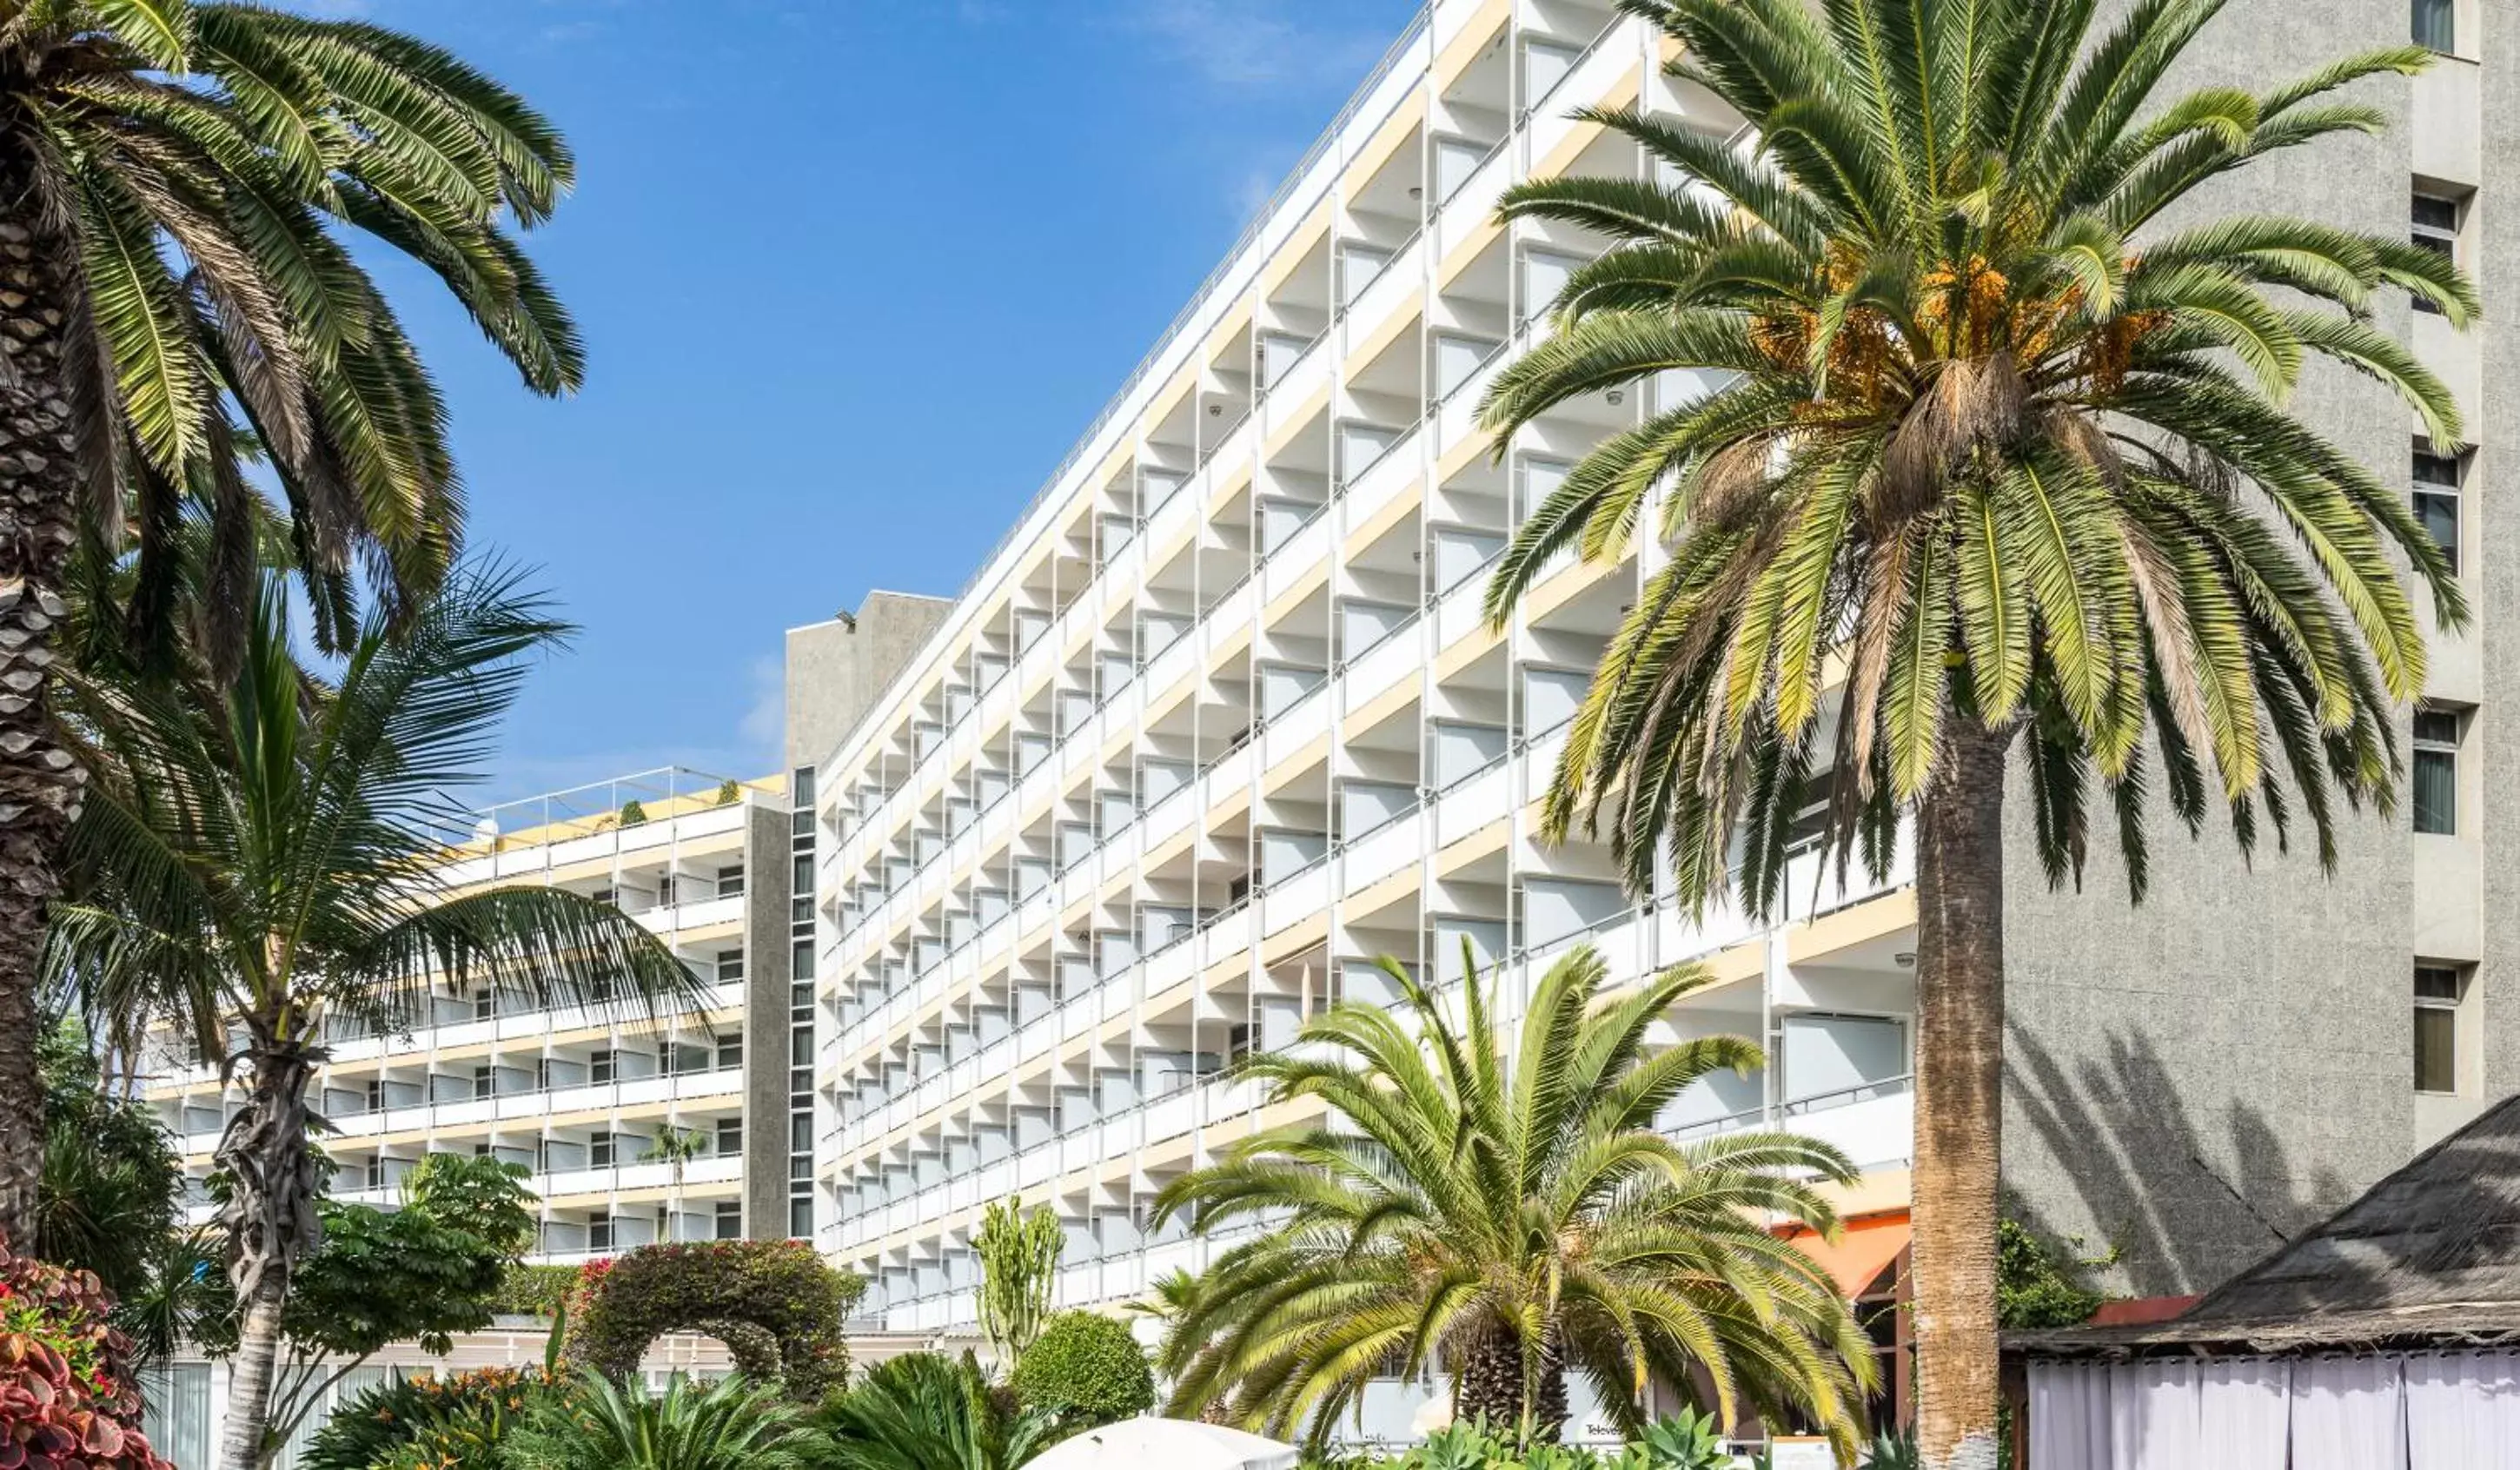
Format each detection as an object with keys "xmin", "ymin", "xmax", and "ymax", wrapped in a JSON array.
[
  {"xmin": 2416, "ymin": 964, "xmax": 2463, "ymax": 1002},
  {"xmin": 2415, "ymin": 1004, "xmax": 2457, "ymax": 1092},
  {"xmin": 2412, "ymin": 0, "xmax": 2456, "ymax": 53},
  {"xmin": 2414, "ymin": 749, "xmax": 2457, "ymax": 834}
]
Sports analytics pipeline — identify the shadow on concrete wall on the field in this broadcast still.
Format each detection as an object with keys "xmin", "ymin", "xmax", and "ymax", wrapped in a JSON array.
[{"xmin": 2006, "ymin": 1025, "xmax": 2356, "ymax": 1298}]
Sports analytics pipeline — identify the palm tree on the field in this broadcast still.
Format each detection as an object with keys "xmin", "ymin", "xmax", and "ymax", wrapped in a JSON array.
[
  {"xmin": 512, "ymin": 1372, "xmax": 823, "ymax": 1470},
  {"xmin": 0, "ymin": 1, "xmax": 582, "ymax": 1244},
  {"xmin": 1151, "ymin": 944, "xmax": 1874, "ymax": 1457},
  {"xmin": 815, "ymin": 1351, "xmax": 1058, "ymax": 1470},
  {"xmin": 43, "ymin": 566, "xmax": 704, "ymax": 1470},
  {"xmin": 643, "ymin": 1125, "xmax": 712, "ymax": 1242},
  {"xmin": 1474, "ymin": 2, "xmax": 2472, "ymax": 1464}
]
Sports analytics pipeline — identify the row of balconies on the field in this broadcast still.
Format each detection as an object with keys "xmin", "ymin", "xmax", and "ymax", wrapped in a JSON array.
[
  {"xmin": 821, "ymin": 834, "xmax": 1913, "ymax": 1184},
  {"xmin": 839, "ymin": 1069, "xmax": 1915, "ymax": 1330},
  {"xmin": 163, "ymin": 1059, "xmax": 748, "ymax": 1156},
  {"xmin": 819, "ymin": 4, "xmax": 1664, "ymax": 872},
  {"xmin": 817, "ymin": 712, "xmax": 1642, "ymax": 1085}
]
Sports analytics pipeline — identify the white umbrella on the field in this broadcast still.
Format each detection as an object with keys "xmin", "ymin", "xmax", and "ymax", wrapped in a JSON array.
[{"xmin": 1025, "ymin": 1419, "xmax": 1300, "ymax": 1470}]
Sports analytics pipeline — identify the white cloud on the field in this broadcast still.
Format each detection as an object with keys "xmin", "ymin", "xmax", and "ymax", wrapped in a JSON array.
[{"xmin": 1124, "ymin": 0, "xmax": 1387, "ymax": 89}]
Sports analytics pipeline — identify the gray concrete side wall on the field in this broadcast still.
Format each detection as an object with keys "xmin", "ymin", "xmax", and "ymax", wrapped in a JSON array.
[
  {"xmin": 742, "ymin": 804, "xmax": 791, "ymax": 1239},
  {"xmin": 785, "ymin": 592, "xmax": 952, "ymax": 777},
  {"xmin": 1999, "ymin": 0, "xmax": 2445, "ymax": 1298},
  {"xmin": 2475, "ymin": 0, "xmax": 2520, "ymax": 1113}
]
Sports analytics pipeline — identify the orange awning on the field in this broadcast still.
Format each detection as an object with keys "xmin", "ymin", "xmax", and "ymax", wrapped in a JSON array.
[{"xmin": 1781, "ymin": 1212, "xmax": 1910, "ymax": 1299}]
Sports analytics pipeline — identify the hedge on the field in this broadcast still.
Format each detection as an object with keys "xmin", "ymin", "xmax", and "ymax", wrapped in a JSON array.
[{"xmin": 560, "ymin": 1240, "xmax": 862, "ymax": 1401}]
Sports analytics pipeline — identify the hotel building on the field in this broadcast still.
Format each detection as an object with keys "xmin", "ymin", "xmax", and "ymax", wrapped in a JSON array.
[{"xmin": 802, "ymin": 0, "xmax": 2515, "ymax": 1417}]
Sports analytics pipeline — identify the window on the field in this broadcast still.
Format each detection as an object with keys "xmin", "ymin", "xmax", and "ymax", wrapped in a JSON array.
[
  {"xmin": 787, "ymin": 1196, "xmax": 812, "ymax": 1240},
  {"xmin": 2415, "ymin": 964, "xmax": 2464, "ymax": 1093},
  {"xmin": 590, "ymin": 1131, "xmax": 615, "ymax": 1168},
  {"xmin": 2414, "ymin": 448, "xmax": 2463, "ymax": 573},
  {"xmin": 363, "ymin": 1080, "xmax": 384, "ymax": 1113},
  {"xmin": 718, "ymin": 1032, "xmax": 745, "ymax": 1068},
  {"xmin": 715, "ymin": 950, "xmax": 745, "ymax": 983},
  {"xmin": 2411, "ymin": 195, "xmax": 2460, "ymax": 313},
  {"xmin": 2414, "ymin": 707, "xmax": 2461, "ymax": 834},
  {"xmin": 2412, "ymin": 0, "xmax": 2456, "ymax": 53},
  {"xmin": 716, "ymin": 1117, "xmax": 743, "ymax": 1156},
  {"xmin": 589, "ymin": 1049, "xmax": 616, "ymax": 1084},
  {"xmin": 588, "ymin": 1216, "xmax": 613, "ymax": 1252},
  {"xmin": 471, "ymin": 985, "xmax": 494, "ymax": 1021},
  {"xmin": 715, "ymin": 1201, "xmax": 742, "ymax": 1241},
  {"xmin": 717, "ymin": 864, "xmax": 746, "ymax": 898},
  {"xmin": 471, "ymin": 1065, "xmax": 493, "ymax": 1100}
]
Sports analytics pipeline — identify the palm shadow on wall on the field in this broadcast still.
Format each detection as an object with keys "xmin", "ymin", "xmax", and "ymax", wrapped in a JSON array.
[{"xmin": 2005, "ymin": 1025, "xmax": 2356, "ymax": 1298}]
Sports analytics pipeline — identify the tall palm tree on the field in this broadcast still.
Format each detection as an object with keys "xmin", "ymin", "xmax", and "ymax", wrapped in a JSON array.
[
  {"xmin": 0, "ymin": 1, "xmax": 582, "ymax": 1244},
  {"xmin": 43, "ymin": 566, "xmax": 704, "ymax": 1470},
  {"xmin": 1151, "ymin": 944, "xmax": 1875, "ymax": 1458},
  {"xmin": 1475, "ymin": 2, "xmax": 2472, "ymax": 1464}
]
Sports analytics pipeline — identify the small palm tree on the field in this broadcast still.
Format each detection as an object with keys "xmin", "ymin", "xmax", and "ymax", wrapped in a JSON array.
[
  {"xmin": 816, "ymin": 1351, "xmax": 1058, "ymax": 1470},
  {"xmin": 643, "ymin": 1125, "xmax": 713, "ymax": 1238},
  {"xmin": 44, "ymin": 566, "xmax": 706, "ymax": 1470},
  {"xmin": 1476, "ymin": 2, "xmax": 2472, "ymax": 1462},
  {"xmin": 511, "ymin": 1372, "xmax": 821, "ymax": 1470},
  {"xmin": 1151, "ymin": 944, "xmax": 1873, "ymax": 1457},
  {"xmin": 0, "ymin": 1, "xmax": 582, "ymax": 1246}
]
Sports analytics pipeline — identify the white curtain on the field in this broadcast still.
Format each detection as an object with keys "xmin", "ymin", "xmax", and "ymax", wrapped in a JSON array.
[
  {"xmin": 2406, "ymin": 1351, "xmax": 2520, "ymax": 1469},
  {"xmin": 2291, "ymin": 1355, "xmax": 2407, "ymax": 1470},
  {"xmin": 2195, "ymin": 1360, "xmax": 2290, "ymax": 1470},
  {"xmin": 2029, "ymin": 1361, "xmax": 2112, "ymax": 1470},
  {"xmin": 2106, "ymin": 1360, "xmax": 2198, "ymax": 1470}
]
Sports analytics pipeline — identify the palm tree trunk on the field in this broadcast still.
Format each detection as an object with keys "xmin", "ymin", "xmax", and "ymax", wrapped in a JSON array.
[
  {"xmin": 214, "ymin": 1035, "xmax": 325, "ymax": 1470},
  {"xmin": 1911, "ymin": 717, "xmax": 2011, "ymax": 1470},
  {"xmin": 0, "ymin": 161, "xmax": 87, "ymax": 1251},
  {"xmin": 1453, "ymin": 1321, "xmax": 1568, "ymax": 1444}
]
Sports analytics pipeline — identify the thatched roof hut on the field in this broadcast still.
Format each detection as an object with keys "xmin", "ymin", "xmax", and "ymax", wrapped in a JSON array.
[{"xmin": 2010, "ymin": 1090, "xmax": 2520, "ymax": 1357}]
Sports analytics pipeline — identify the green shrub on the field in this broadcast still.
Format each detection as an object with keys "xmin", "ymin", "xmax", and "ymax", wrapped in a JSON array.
[
  {"xmin": 302, "ymin": 1366, "xmax": 557, "ymax": 1470},
  {"xmin": 507, "ymin": 1371, "xmax": 818, "ymax": 1470},
  {"xmin": 618, "ymin": 799, "xmax": 649, "ymax": 827},
  {"xmin": 496, "ymin": 1262, "xmax": 580, "ymax": 1318},
  {"xmin": 716, "ymin": 779, "xmax": 741, "ymax": 805},
  {"xmin": 815, "ymin": 1352, "xmax": 1055, "ymax": 1470},
  {"xmin": 1009, "ymin": 1311, "xmax": 1152, "ymax": 1426}
]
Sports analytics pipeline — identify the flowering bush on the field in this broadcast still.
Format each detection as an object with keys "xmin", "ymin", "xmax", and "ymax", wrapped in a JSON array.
[
  {"xmin": 0, "ymin": 1241, "xmax": 175, "ymax": 1470},
  {"xmin": 560, "ymin": 1241, "xmax": 860, "ymax": 1401},
  {"xmin": 301, "ymin": 1365, "xmax": 559, "ymax": 1470}
]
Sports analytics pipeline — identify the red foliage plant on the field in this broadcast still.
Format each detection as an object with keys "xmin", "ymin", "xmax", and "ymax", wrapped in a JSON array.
[{"xmin": 0, "ymin": 1240, "xmax": 175, "ymax": 1470}]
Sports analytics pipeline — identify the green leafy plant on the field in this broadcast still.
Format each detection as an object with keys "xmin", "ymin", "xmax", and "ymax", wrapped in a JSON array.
[
  {"xmin": 191, "ymin": 1153, "xmax": 543, "ymax": 1457},
  {"xmin": 1634, "ymin": 1410, "xmax": 1730, "ymax": 1470},
  {"xmin": 1476, "ymin": 1, "xmax": 2475, "ymax": 1461},
  {"xmin": 508, "ymin": 1371, "xmax": 819, "ymax": 1470},
  {"xmin": 1858, "ymin": 1427, "xmax": 1920, "ymax": 1470},
  {"xmin": 1010, "ymin": 1310, "xmax": 1153, "ymax": 1427},
  {"xmin": 619, "ymin": 799, "xmax": 651, "ymax": 827},
  {"xmin": 1996, "ymin": 1218, "xmax": 2115, "ymax": 1330},
  {"xmin": 302, "ymin": 1366, "xmax": 558, "ymax": 1470},
  {"xmin": 496, "ymin": 1263, "xmax": 584, "ymax": 1320},
  {"xmin": 560, "ymin": 1240, "xmax": 859, "ymax": 1401},
  {"xmin": 34, "ymin": 1018, "xmax": 185, "ymax": 1308},
  {"xmin": 717, "ymin": 780, "xmax": 742, "ymax": 806},
  {"xmin": 815, "ymin": 1352, "xmax": 1056, "ymax": 1470},
  {"xmin": 974, "ymin": 1197, "xmax": 1064, "ymax": 1362},
  {"xmin": 1152, "ymin": 943, "xmax": 1872, "ymax": 1452}
]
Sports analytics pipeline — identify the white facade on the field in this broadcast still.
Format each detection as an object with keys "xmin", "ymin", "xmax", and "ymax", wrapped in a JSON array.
[
  {"xmin": 806, "ymin": 0, "xmax": 1923, "ymax": 1346},
  {"xmin": 146, "ymin": 767, "xmax": 782, "ymax": 1263}
]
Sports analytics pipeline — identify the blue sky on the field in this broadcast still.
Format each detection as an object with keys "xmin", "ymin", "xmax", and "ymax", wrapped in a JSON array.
[{"xmin": 341, "ymin": 0, "xmax": 1422, "ymax": 803}]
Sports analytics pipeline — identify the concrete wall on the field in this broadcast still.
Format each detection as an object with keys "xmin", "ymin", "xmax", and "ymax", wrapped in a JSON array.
[
  {"xmin": 741, "ymin": 800, "xmax": 792, "ymax": 1240},
  {"xmin": 1999, "ymin": 0, "xmax": 2510, "ymax": 1298},
  {"xmin": 784, "ymin": 591, "xmax": 953, "ymax": 776}
]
